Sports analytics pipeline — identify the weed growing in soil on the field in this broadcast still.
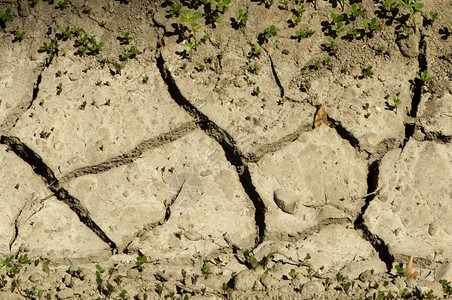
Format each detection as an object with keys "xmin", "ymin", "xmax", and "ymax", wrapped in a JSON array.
[
  {"xmin": 362, "ymin": 65, "xmax": 373, "ymax": 78},
  {"xmin": 345, "ymin": 4, "xmax": 364, "ymax": 20},
  {"xmin": 120, "ymin": 46, "xmax": 141, "ymax": 60},
  {"xmin": 252, "ymin": 86, "xmax": 261, "ymax": 96},
  {"xmin": 181, "ymin": 9, "xmax": 203, "ymax": 58},
  {"xmin": 0, "ymin": 8, "xmax": 13, "ymax": 28},
  {"xmin": 12, "ymin": 27, "xmax": 25, "ymax": 42},
  {"xmin": 363, "ymin": 18, "xmax": 382, "ymax": 37},
  {"xmin": 330, "ymin": 13, "xmax": 345, "ymax": 37},
  {"xmin": 416, "ymin": 70, "xmax": 433, "ymax": 91},
  {"xmin": 235, "ymin": 8, "xmax": 248, "ymax": 27},
  {"xmin": 38, "ymin": 42, "xmax": 54, "ymax": 54},
  {"xmin": 58, "ymin": 0, "xmax": 71, "ymax": 9},
  {"xmin": 295, "ymin": 27, "xmax": 314, "ymax": 41},
  {"xmin": 119, "ymin": 31, "xmax": 133, "ymax": 44},
  {"xmin": 397, "ymin": 0, "xmax": 424, "ymax": 34}
]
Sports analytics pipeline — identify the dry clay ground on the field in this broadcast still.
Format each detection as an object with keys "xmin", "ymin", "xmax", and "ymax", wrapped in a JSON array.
[{"xmin": 0, "ymin": 0, "xmax": 451, "ymax": 299}]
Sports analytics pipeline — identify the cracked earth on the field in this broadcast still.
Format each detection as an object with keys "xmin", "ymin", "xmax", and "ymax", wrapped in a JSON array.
[{"xmin": 0, "ymin": 0, "xmax": 451, "ymax": 299}]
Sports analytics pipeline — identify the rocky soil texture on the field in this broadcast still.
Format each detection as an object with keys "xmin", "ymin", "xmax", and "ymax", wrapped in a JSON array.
[{"xmin": 0, "ymin": 0, "xmax": 451, "ymax": 299}]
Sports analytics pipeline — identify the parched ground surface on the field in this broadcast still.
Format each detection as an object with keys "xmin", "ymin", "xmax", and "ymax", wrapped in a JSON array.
[{"xmin": 0, "ymin": 0, "xmax": 451, "ymax": 299}]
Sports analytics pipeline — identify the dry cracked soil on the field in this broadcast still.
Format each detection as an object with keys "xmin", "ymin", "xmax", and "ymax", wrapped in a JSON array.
[{"xmin": 0, "ymin": 0, "xmax": 451, "ymax": 299}]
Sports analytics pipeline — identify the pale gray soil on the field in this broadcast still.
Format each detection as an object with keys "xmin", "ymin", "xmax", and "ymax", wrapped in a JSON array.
[{"xmin": 0, "ymin": 0, "xmax": 451, "ymax": 299}]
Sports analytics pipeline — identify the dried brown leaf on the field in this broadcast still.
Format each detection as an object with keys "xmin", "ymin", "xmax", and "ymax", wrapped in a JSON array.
[{"xmin": 314, "ymin": 105, "xmax": 330, "ymax": 127}]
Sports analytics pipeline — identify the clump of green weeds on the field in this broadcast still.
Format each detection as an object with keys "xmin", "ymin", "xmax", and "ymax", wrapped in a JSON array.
[
  {"xmin": 75, "ymin": 34, "xmax": 105, "ymax": 55},
  {"xmin": 38, "ymin": 41, "xmax": 55, "ymax": 54},
  {"xmin": 330, "ymin": 13, "xmax": 345, "ymax": 38},
  {"xmin": 295, "ymin": 27, "xmax": 314, "ymax": 41},
  {"xmin": 0, "ymin": 8, "xmax": 13, "ymax": 28}
]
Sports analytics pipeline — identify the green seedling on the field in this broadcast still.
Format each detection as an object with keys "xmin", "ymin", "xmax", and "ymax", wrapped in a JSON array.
[
  {"xmin": 291, "ymin": 5, "xmax": 305, "ymax": 26},
  {"xmin": 304, "ymin": 267, "xmax": 315, "ymax": 281},
  {"xmin": 114, "ymin": 275, "xmax": 122, "ymax": 285},
  {"xmin": 428, "ymin": 11, "xmax": 438, "ymax": 21},
  {"xmin": 330, "ymin": 13, "xmax": 345, "ymax": 37},
  {"xmin": 80, "ymin": 100, "xmax": 87, "ymax": 110},
  {"xmin": 83, "ymin": 4, "xmax": 92, "ymax": 13},
  {"xmin": 192, "ymin": 274, "xmax": 199, "ymax": 285},
  {"xmin": 209, "ymin": 0, "xmax": 231, "ymax": 13},
  {"xmin": 119, "ymin": 31, "xmax": 133, "ymax": 44},
  {"xmin": 376, "ymin": 46, "xmax": 389, "ymax": 55},
  {"xmin": 264, "ymin": 25, "xmax": 277, "ymax": 39},
  {"xmin": 311, "ymin": 60, "xmax": 321, "ymax": 69},
  {"xmin": 249, "ymin": 61, "xmax": 262, "ymax": 74},
  {"xmin": 88, "ymin": 36, "xmax": 104, "ymax": 54},
  {"xmin": 142, "ymin": 76, "xmax": 149, "ymax": 83},
  {"xmin": 397, "ymin": 0, "xmax": 423, "ymax": 34},
  {"xmin": 106, "ymin": 282, "xmax": 114, "ymax": 297},
  {"xmin": 242, "ymin": 249, "xmax": 263, "ymax": 270},
  {"xmin": 58, "ymin": 0, "xmax": 70, "ymax": 8},
  {"xmin": 362, "ymin": 65, "xmax": 373, "ymax": 77},
  {"xmin": 325, "ymin": 38, "xmax": 338, "ymax": 54},
  {"xmin": 59, "ymin": 26, "xmax": 72, "ymax": 40},
  {"xmin": 236, "ymin": 8, "xmax": 248, "ymax": 27},
  {"xmin": 303, "ymin": 79, "xmax": 311, "ymax": 92},
  {"xmin": 345, "ymin": 4, "xmax": 364, "ymax": 20},
  {"xmin": 289, "ymin": 269, "xmax": 296, "ymax": 279},
  {"xmin": 181, "ymin": 9, "xmax": 203, "ymax": 57},
  {"xmin": 0, "ymin": 8, "xmax": 13, "ymax": 26},
  {"xmin": 296, "ymin": 27, "xmax": 314, "ymax": 40},
  {"xmin": 384, "ymin": 0, "xmax": 399, "ymax": 12},
  {"xmin": 252, "ymin": 86, "xmax": 261, "ymax": 96},
  {"xmin": 72, "ymin": 27, "xmax": 83, "ymax": 35},
  {"xmin": 113, "ymin": 63, "xmax": 123, "ymax": 74},
  {"xmin": 38, "ymin": 42, "xmax": 54, "ymax": 54},
  {"xmin": 423, "ymin": 289, "xmax": 434, "ymax": 299},
  {"xmin": 168, "ymin": 3, "xmax": 182, "ymax": 16},
  {"xmin": 0, "ymin": 255, "xmax": 14, "ymax": 268},
  {"xmin": 120, "ymin": 45, "xmax": 141, "ymax": 60},
  {"xmin": 119, "ymin": 289, "xmax": 127, "ymax": 299},
  {"xmin": 12, "ymin": 27, "xmax": 25, "ymax": 41},
  {"xmin": 136, "ymin": 255, "xmax": 147, "ymax": 271},
  {"xmin": 440, "ymin": 279, "xmax": 452, "ymax": 294},
  {"xmin": 363, "ymin": 18, "xmax": 382, "ymax": 35},
  {"xmin": 100, "ymin": 20, "xmax": 106, "ymax": 27},
  {"xmin": 400, "ymin": 288, "xmax": 412, "ymax": 298},
  {"xmin": 416, "ymin": 70, "xmax": 433, "ymax": 91},
  {"xmin": 347, "ymin": 28, "xmax": 361, "ymax": 39},
  {"xmin": 196, "ymin": 63, "xmax": 205, "ymax": 71},
  {"xmin": 201, "ymin": 265, "xmax": 211, "ymax": 276},
  {"xmin": 249, "ymin": 43, "xmax": 262, "ymax": 58}
]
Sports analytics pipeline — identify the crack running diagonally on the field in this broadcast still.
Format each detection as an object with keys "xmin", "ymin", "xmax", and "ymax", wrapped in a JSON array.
[
  {"xmin": 0, "ymin": 135, "xmax": 117, "ymax": 253},
  {"xmin": 156, "ymin": 52, "xmax": 266, "ymax": 245}
]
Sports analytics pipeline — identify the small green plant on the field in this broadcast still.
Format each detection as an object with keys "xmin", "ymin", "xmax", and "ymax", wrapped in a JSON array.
[
  {"xmin": 384, "ymin": 0, "xmax": 399, "ymax": 12},
  {"xmin": 397, "ymin": 0, "xmax": 424, "ymax": 34},
  {"xmin": 201, "ymin": 265, "xmax": 211, "ymax": 276},
  {"xmin": 387, "ymin": 96, "xmax": 402, "ymax": 114},
  {"xmin": 288, "ymin": 269, "xmax": 296, "ymax": 279},
  {"xmin": 156, "ymin": 284, "xmax": 163, "ymax": 297},
  {"xmin": 58, "ymin": 0, "xmax": 71, "ymax": 9},
  {"xmin": 252, "ymin": 86, "xmax": 261, "ymax": 96},
  {"xmin": 416, "ymin": 70, "xmax": 433, "ymax": 91},
  {"xmin": 440, "ymin": 279, "xmax": 452, "ymax": 295},
  {"xmin": 83, "ymin": 4, "xmax": 92, "ymax": 13},
  {"xmin": 250, "ymin": 61, "xmax": 262, "ymax": 73},
  {"xmin": 209, "ymin": 0, "xmax": 231, "ymax": 13},
  {"xmin": 345, "ymin": 4, "xmax": 364, "ymax": 20},
  {"xmin": 296, "ymin": 27, "xmax": 314, "ymax": 40},
  {"xmin": 0, "ymin": 8, "xmax": 13, "ymax": 27},
  {"xmin": 242, "ymin": 249, "xmax": 263, "ymax": 270},
  {"xmin": 120, "ymin": 45, "xmax": 141, "ymax": 60},
  {"xmin": 347, "ymin": 28, "xmax": 361, "ymax": 39},
  {"xmin": 38, "ymin": 42, "xmax": 54, "ymax": 54},
  {"xmin": 119, "ymin": 31, "xmax": 133, "ymax": 44},
  {"xmin": 330, "ymin": 13, "xmax": 345, "ymax": 37},
  {"xmin": 100, "ymin": 20, "xmax": 106, "ymax": 27},
  {"xmin": 181, "ymin": 9, "xmax": 203, "ymax": 58},
  {"xmin": 399, "ymin": 288, "xmax": 411, "ymax": 298},
  {"xmin": 304, "ymin": 267, "xmax": 315, "ymax": 281},
  {"xmin": 325, "ymin": 38, "xmax": 338, "ymax": 54},
  {"xmin": 249, "ymin": 43, "xmax": 262, "ymax": 58},
  {"xmin": 303, "ymin": 79, "xmax": 311, "ymax": 92},
  {"xmin": 142, "ymin": 76, "xmax": 149, "ymax": 83},
  {"xmin": 363, "ymin": 18, "xmax": 382, "ymax": 36},
  {"xmin": 80, "ymin": 100, "xmax": 87, "ymax": 110},
  {"xmin": 113, "ymin": 62, "xmax": 123, "ymax": 75},
  {"xmin": 119, "ymin": 289, "xmax": 127, "ymax": 299},
  {"xmin": 311, "ymin": 60, "xmax": 321, "ymax": 69},
  {"xmin": 291, "ymin": 4, "xmax": 305, "ymax": 26},
  {"xmin": 362, "ymin": 65, "xmax": 373, "ymax": 78},
  {"xmin": 12, "ymin": 27, "xmax": 25, "ymax": 41},
  {"xmin": 196, "ymin": 63, "xmax": 205, "ymax": 71},
  {"xmin": 236, "ymin": 8, "xmax": 248, "ymax": 27},
  {"xmin": 168, "ymin": 3, "xmax": 182, "ymax": 16},
  {"xmin": 136, "ymin": 255, "xmax": 147, "ymax": 271},
  {"xmin": 264, "ymin": 25, "xmax": 277, "ymax": 39},
  {"xmin": 423, "ymin": 289, "xmax": 434, "ymax": 299},
  {"xmin": 59, "ymin": 26, "xmax": 72, "ymax": 40}
]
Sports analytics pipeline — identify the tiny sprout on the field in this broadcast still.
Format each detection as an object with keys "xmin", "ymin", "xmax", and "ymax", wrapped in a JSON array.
[
  {"xmin": 142, "ymin": 76, "xmax": 149, "ymax": 83},
  {"xmin": 12, "ymin": 27, "xmax": 26, "ymax": 41},
  {"xmin": 83, "ymin": 4, "xmax": 92, "ymax": 13},
  {"xmin": 201, "ymin": 265, "xmax": 210, "ymax": 276},
  {"xmin": 236, "ymin": 8, "xmax": 248, "ymax": 27},
  {"xmin": 156, "ymin": 284, "xmax": 163, "ymax": 296},
  {"xmin": 100, "ymin": 20, "xmax": 106, "ymax": 27},
  {"xmin": 252, "ymin": 86, "xmax": 261, "ymax": 96},
  {"xmin": 249, "ymin": 44, "xmax": 262, "ymax": 58},
  {"xmin": 120, "ymin": 31, "xmax": 133, "ymax": 44},
  {"xmin": 56, "ymin": 83, "xmax": 63, "ymax": 95},
  {"xmin": 196, "ymin": 63, "xmax": 205, "ymax": 72},
  {"xmin": 289, "ymin": 269, "xmax": 296, "ymax": 279},
  {"xmin": 264, "ymin": 25, "xmax": 277, "ymax": 39},
  {"xmin": 80, "ymin": 101, "xmax": 87, "ymax": 110},
  {"xmin": 136, "ymin": 255, "xmax": 147, "ymax": 271},
  {"xmin": 58, "ymin": 0, "xmax": 70, "ymax": 9},
  {"xmin": 362, "ymin": 65, "xmax": 373, "ymax": 78},
  {"xmin": 250, "ymin": 61, "xmax": 262, "ymax": 73},
  {"xmin": 119, "ymin": 290, "xmax": 127, "ymax": 299}
]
